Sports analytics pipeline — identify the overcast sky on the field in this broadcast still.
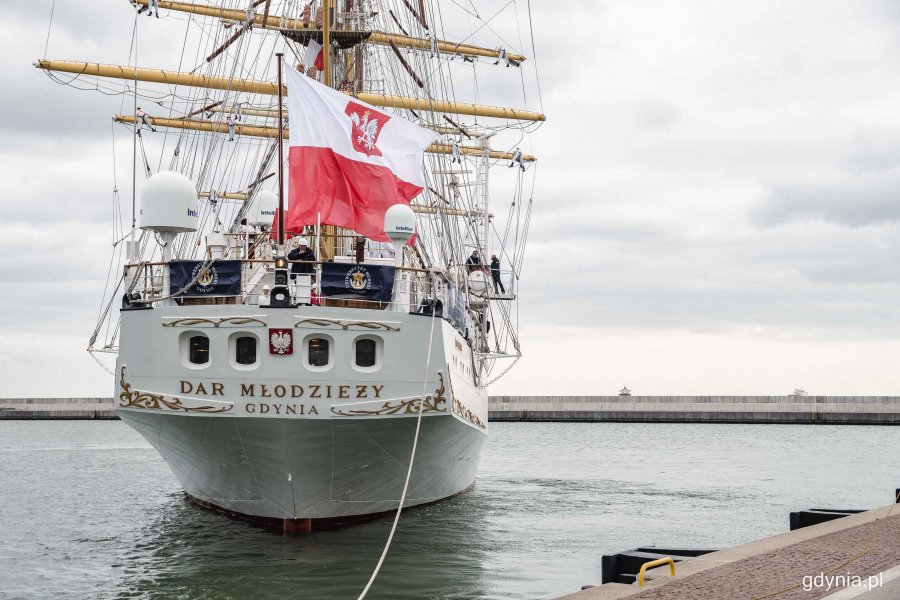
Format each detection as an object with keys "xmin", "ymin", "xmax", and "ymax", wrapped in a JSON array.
[{"xmin": 1, "ymin": 1, "xmax": 899, "ymax": 397}]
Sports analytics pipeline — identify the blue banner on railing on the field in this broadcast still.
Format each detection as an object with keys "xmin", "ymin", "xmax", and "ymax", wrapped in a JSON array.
[
  {"xmin": 321, "ymin": 263, "xmax": 395, "ymax": 302},
  {"xmin": 169, "ymin": 260, "xmax": 242, "ymax": 297}
]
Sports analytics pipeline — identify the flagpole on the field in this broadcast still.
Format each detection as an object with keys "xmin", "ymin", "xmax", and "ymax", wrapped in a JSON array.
[
  {"xmin": 322, "ymin": 0, "xmax": 331, "ymax": 88},
  {"xmin": 276, "ymin": 52, "xmax": 285, "ymax": 248}
]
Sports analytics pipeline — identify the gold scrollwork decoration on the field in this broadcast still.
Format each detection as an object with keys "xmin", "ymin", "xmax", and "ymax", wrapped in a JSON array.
[
  {"xmin": 162, "ymin": 317, "xmax": 267, "ymax": 328},
  {"xmin": 447, "ymin": 377, "xmax": 486, "ymax": 429},
  {"xmin": 330, "ymin": 373, "xmax": 447, "ymax": 417},
  {"xmin": 294, "ymin": 318, "xmax": 400, "ymax": 332},
  {"xmin": 452, "ymin": 396, "xmax": 487, "ymax": 430},
  {"xmin": 118, "ymin": 367, "xmax": 233, "ymax": 414}
]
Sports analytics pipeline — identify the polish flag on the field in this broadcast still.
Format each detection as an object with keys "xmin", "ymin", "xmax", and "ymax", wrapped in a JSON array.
[
  {"xmin": 283, "ymin": 66, "xmax": 437, "ymax": 242},
  {"xmin": 302, "ymin": 40, "xmax": 324, "ymax": 71}
]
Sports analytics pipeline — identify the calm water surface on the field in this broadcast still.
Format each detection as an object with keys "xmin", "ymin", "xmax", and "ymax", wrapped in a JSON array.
[{"xmin": 1, "ymin": 421, "xmax": 898, "ymax": 599}]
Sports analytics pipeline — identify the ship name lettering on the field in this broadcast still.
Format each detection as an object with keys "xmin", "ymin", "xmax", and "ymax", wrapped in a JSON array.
[
  {"xmin": 180, "ymin": 380, "xmax": 225, "ymax": 396},
  {"xmin": 183, "ymin": 381, "xmax": 383, "ymax": 400},
  {"xmin": 245, "ymin": 403, "xmax": 311, "ymax": 415}
]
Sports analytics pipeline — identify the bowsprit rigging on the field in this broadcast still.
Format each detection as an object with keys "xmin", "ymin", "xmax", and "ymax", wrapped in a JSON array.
[{"xmin": 38, "ymin": 0, "xmax": 543, "ymax": 538}]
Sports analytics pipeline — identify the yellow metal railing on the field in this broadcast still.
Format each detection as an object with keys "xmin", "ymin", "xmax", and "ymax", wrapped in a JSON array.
[{"xmin": 638, "ymin": 557, "xmax": 676, "ymax": 587}]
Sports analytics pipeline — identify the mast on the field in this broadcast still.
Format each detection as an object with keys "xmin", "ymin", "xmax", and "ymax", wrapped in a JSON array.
[
  {"xmin": 476, "ymin": 133, "xmax": 496, "ymax": 262},
  {"xmin": 323, "ymin": 0, "xmax": 332, "ymax": 88},
  {"xmin": 276, "ymin": 52, "xmax": 285, "ymax": 247}
]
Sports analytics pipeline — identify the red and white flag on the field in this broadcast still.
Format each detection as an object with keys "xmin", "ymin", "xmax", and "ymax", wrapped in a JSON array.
[
  {"xmin": 283, "ymin": 66, "xmax": 437, "ymax": 242},
  {"xmin": 302, "ymin": 40, "xmax": 324, "ymax": 71}
]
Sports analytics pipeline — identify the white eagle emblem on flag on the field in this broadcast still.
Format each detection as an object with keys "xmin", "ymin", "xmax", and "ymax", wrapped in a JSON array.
[
  {"xmin": 350, "ymin": 110, "xmax": 379, "ymax": 151},
  {"xmin": 269, "ymin": 328, "xmax": 293, "ymax": 355},
  {"xmin": 345, "ymin": 101, "xmax": 390, "ymax": 158}
]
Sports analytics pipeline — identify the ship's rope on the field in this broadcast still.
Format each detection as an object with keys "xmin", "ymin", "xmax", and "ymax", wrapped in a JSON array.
[
  {"xmin": 356, "ymin": 306, "xmax": 439, "ymax": 600},
  {"xmin": 43, "ymin": 0, "xmax": 56, "ymax": 58}
]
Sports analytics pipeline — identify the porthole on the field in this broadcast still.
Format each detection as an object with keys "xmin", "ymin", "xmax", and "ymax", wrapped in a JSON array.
[
  {"xmin": 308, "ymin": 338, "xmax": 329, "ymax": 366},
  {"xmin": 235, "ymin": 336, "xmax": 257, "ymax": 365},
  {"xmin": 352, "ymin": 336, "xmax": 382, "ymax": 372},
  {"xmin": 355, "ymin": 339, "xmax": 376, "ymax": 367},
  {"xmin": 180, "ymin": 331, "xmax": 210, "ymax": 369},
  {"xmin": 302, "ymin": 334, "xmax": 334, "ymax": 371},
  {"xmin": 189, "ymin": 335, "xmax": 209, "ymax": 365},
  {"xmin": 229, "ymin": 333, "xmax": 259, "ymax": 370}
]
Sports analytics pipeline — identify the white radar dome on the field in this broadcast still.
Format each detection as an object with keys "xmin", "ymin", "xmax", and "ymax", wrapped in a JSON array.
[
  {"xmin": 383, "ymin": 204, "xmax": 416, "ymax": 244},
  {"xmin": 139, "ymin": 171, "xmax": 199, "ymax": 233},
  {"xmin": 249, "ymin": 190, "xmax": 278, "ymax": 227}
]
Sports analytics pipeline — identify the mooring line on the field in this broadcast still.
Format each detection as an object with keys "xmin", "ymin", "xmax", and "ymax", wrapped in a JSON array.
[{"xmin": 356, "ymin": 307, "xmax": 439, "ymax": 600}]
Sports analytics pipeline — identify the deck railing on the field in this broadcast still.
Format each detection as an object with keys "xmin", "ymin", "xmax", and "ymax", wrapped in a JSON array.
[{"xmin": 123, "ymin": 258, "xmax": 443, "ymax": 314}]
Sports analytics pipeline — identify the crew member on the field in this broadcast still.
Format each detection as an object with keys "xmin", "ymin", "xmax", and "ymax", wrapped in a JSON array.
[
  {"xmin": 451, "ymin": 140, "xmax": 462, "ymax": 163},
  {"xmin": 288, "ymin": 237, "xmax": 316, "ymax": 279},
  {"xmin": 226, "ymin": 116, "xmax": 236, "ymax": 141},
  {"xmin": 490, "ymin": 254, "xmax": 505, "ymax": 293},
  {"xmin": 509, "ymin": 147, "xmax": 525, "ymax": 171},
  {"xmin": 136, "ymin": 107, "xmax": 156, "ymax": 132},
  {"xmin": 494, "ymin": 47, "xmax": 509, "ymax": 67},
  {"xmin": 466, "ymin": 250, "xmax": 482, "ymax": 273}
]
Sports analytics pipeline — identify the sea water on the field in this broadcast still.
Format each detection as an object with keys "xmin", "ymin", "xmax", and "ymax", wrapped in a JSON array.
[{"xmin": 1, "ymin": 421, "xmax": 898, "ymax": 599}]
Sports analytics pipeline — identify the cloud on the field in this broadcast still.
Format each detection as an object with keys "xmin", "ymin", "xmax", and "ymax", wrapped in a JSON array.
[{"xmin": 754, "ymin": 171, "xmax": 900, "ymax": 227}]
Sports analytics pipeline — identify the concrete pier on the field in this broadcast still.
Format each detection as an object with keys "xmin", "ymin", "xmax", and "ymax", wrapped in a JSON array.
[
  {"xmin": 0, "ymin": 398, "xmax": 117, "ymax": 419},
  {"xmin": 490, "ymin": 396, "xmax": 900, "ymax": 425},
  {"xmin": 557, "ymin": 503, "xmax": 900, "ymax": 599}
]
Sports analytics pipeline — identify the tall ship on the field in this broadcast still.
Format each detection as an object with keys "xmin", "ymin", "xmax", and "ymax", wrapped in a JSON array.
[{"xmin": 38, "ymin": 0, "xmax": 544, "ymax": 531}]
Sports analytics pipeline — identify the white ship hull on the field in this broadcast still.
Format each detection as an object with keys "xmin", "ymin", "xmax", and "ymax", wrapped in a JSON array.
[{"xmin": 115, "ymin": 304, "xmax": 488, "ymax": 527}]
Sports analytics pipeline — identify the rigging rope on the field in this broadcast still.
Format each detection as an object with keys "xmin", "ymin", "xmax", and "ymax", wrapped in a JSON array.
[{"xmin": 43, "ymin": 0, "xmax": 56, "ymax": 58}]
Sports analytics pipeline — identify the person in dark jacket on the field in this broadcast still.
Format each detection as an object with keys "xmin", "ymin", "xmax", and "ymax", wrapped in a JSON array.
[
  {"xmin": 288, "ymin": 237, "xmax": 316, "ymax": 278},
  {"xmin": 466, "ymin": 250, "xmax": 482, "ymax": 273},
  {"xmin": 490, "ymin": 254, "xmax": 505, "ymax": 293}
]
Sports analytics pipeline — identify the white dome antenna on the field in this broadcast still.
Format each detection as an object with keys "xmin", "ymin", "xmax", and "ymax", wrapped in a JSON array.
[
  {"xmin": 383, "ymin": 204, "xmax": 416, "ymax": 268},
  {"xmin": 248, "ymin": 190, "xmax": 278, "ymax": 227},
  {"xmin": 139, "ymin": 171, "xmax": 198, "ymax": 234},
  {"xmin": 139, "ymin": 171, "xmax": 198, "ymax": 262}
]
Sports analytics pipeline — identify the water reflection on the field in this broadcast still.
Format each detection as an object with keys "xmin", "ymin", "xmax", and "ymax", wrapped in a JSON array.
[{"xmin": 117, "ymin": 491, "xmax": 488, "ymax": 599}]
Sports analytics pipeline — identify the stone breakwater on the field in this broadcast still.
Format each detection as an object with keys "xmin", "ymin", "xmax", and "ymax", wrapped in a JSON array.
[
  {"xmin": 489, "ymin": 396, "xmax": 900, "ymax": 425},
  {"xmin": 3, "ymin": 396, "xmax": 900, "ymax": 423},
  {"xmin": 0, "ymin": 398, "xmax": 117, "ymax": 419}
]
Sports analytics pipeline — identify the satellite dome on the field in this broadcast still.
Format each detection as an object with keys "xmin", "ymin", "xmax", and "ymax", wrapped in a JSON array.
[
  {"xmin": 248, "ymin": 190, "xmax": 278, "ymax": 227},
  {"xmin": 139, "ymin": 171, "xmax": 198, "ymax": 233},
  {"xmin": 383, "ymin": 204, "xmax": 416, "ymax": 244}
]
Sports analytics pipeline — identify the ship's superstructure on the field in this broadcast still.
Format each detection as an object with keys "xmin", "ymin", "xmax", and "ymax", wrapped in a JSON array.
[{"xmin": 39, "ymin": 0, "xmax": 543, "ymax": 530}]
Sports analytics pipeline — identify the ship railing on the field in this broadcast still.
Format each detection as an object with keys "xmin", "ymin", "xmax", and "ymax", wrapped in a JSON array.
[{"xmin": 122, "ymin": 260, "xmax": 443, "ymax": 314}]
